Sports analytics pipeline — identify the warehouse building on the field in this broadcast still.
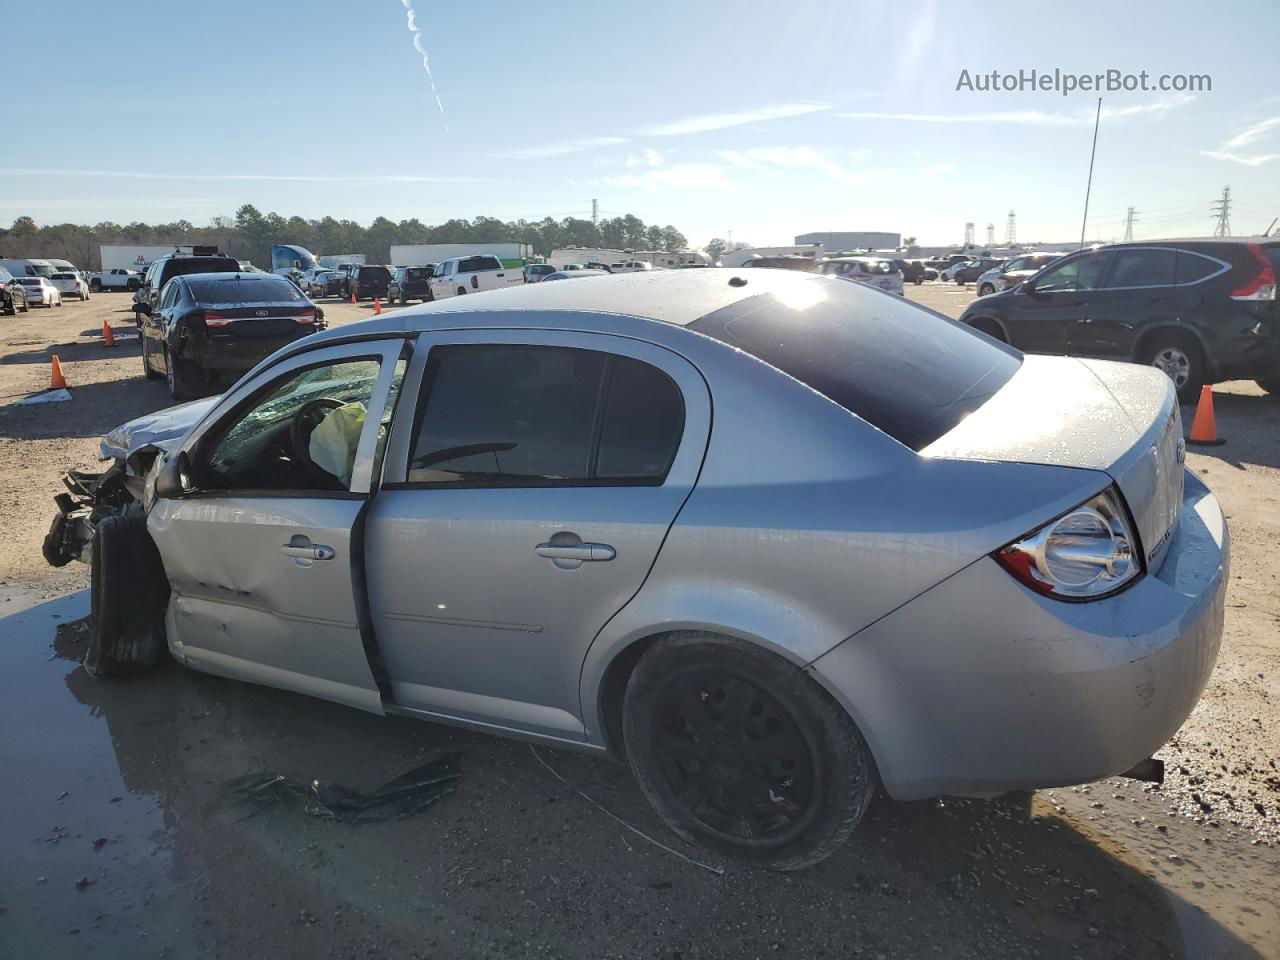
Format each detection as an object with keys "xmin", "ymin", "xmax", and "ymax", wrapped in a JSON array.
[{"xmin": 794, "ymin": 231, "xmax": 901, "ymax": 251}]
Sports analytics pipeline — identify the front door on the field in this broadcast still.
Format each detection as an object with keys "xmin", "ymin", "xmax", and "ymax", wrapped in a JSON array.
[
  {"xmin": 365, "ymin": 330, "xmax": 710, "ymax": 740},
  {"xmin": 1006, "ymin": 250, "xmax": 1112, "ymax": 355},
  {"xmin": 1068, "ymin": 246, "xmax": 1176, "ymax": 359},
  {"xmin": 148, "ymin": 340, "xmax": 407, "ymax": 712}
]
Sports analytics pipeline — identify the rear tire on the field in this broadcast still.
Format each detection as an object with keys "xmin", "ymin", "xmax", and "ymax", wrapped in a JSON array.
[
  {"xmin": 623, "ymin": 632, "xmax": 876, "ymax": 871},
  {"xmin": 86, "ymin": 508, "xmax": 168, "ymax": 677},
  {"xmin": 1142, "ymin": 333, "xmax": 1205, "ymax": 404},
  {"xmin": 165, "ymin": 348, "xmax": 201, "ymax": 401},
  {"xmin": 90, "ymin": 279, "xmax": 102, "ymax": 292},
  {"xmin": 967, "ymin": 316, "xmax": 1007, "ymax": 343},
  {"xmin": 978, "ymin": 283, "xmax": 996, "ymax": 296}
]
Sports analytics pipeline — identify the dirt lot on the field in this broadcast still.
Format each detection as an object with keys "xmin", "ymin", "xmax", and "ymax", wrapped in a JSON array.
[{"xmin": 0, "ymin": 284, "xmax": 1277, "ymax": 958}]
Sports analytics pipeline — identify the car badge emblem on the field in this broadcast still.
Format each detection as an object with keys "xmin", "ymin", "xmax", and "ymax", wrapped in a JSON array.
[{"xmin": 255, "ymin": 310, "xmax": 268, "ymax": 317}]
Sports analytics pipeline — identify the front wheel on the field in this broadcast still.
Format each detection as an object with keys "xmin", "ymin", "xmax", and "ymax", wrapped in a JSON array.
[
  {"xmin": 90, "ymin": 279, "xmax": 102, "ymax": 292},
  {"xmin": 623, "ymin": 633, "xmax": 876, "ymax": 871},
  {"xmin": 1143, "ymin": 335, "xmax": 1205, "ymax": 404},
  {"xmin": 978, "ymin": 283, "xmax": 995, "ymax": 296}
]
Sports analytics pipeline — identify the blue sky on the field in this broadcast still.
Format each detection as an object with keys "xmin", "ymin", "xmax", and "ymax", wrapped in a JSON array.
[{"xmin": 4, "ymin": 0, "xmax": 1279, "ymax": 247}]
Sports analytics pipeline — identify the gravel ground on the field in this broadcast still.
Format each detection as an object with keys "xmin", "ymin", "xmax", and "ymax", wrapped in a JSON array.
[{"xmin": 0, "ymin": 283, "xmax": 1276, "ymax": 958}]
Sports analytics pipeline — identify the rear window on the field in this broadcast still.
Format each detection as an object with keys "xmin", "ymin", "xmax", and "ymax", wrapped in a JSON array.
[
  {"xmin": 162, "ymin": 258, "xmax": 239, "ymax": 282},
  {"xmin": 405, "ymin": 267, "xmax": 432, "ymax": 280},
  {"xmin": 458, "ymin": 256, "xmax": 501, "ymax": 272},
  {"xmin": 357, "ymin": 266, "xmax": 392, "ymax": 280},
  {"xmin": 689, "ymin": 280, "xmax": 1022, "ymax": 451},
  {"xmin": 52, "ymin": 272, "xmax": 75, "ymax": 279},
  {"xmin": 187, "ymin": 277, "xmax": 303, "ymax": 304}
]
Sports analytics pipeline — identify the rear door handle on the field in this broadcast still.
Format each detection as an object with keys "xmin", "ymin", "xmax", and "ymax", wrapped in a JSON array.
[{"xmin": 534, "ymin": 542, "xmax": 615, "ymax": 562}]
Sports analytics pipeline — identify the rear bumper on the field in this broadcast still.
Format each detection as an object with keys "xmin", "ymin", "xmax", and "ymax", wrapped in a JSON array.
[
  {"xmin": 178, "ymin": 330, "xmax": 314, "ymax": 370},
  {"xmin": 809, "ymin": 470, "xmax": 1228, "ymax": 800}
]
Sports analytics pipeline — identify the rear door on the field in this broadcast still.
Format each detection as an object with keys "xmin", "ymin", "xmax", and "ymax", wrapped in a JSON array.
[
  {"xmin": 366, "ymin": 330, "xmax": 710, "ymax": 740},
  {"xmin": 148, "ymin": 340, "xmax": 407, "ymax": 712},
  {"xmin": 1006, "ymin": 250, "xmax": 1112, "ymax": 355},
  {"xmin": 1069, "ymin": 246, "xmax": 1176, "ymax": 358}
]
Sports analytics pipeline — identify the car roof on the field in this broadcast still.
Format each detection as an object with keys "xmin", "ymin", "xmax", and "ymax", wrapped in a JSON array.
[{"xmin": 306, "ymin": 267, "xmax": 824, "ymax": 341}]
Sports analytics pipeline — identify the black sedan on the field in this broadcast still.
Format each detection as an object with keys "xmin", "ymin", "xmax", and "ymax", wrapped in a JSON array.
[
  {"xmin": 138, "ymin": 272, "xmax": 324, "ymax": 401},
  {"xmin": 388, "ymin": 265, "xmax": 434, "ymax": 304},
  {"xmin": 959, "ymin": 238, "xmax": 1280, "ymax": 402}
]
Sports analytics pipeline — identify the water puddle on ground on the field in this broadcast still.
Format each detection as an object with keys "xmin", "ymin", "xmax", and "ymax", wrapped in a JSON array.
[{"xmin": 0, "ymin": 587, "xmax": 1275, "ymax": 958}]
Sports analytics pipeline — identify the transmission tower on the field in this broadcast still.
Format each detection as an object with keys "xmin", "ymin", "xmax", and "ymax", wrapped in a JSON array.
[
  {"xmin": 1005, "ymin": 210, "xmax": 1016, "ymax": 245},
  {"xmin": 985, "ymin": 223, "xmax": 995, "ymax": 246},
  {"xmin": 1211, "ymin": 187, "xmax": 1231, "ymax": 237},
  {"xmin": 1122, "ymin": 207, "xmax": 1138, "ymax": 243},
  {"xmin": 963, "ymin": 222, "xmax": 974, "ymax": 246}
]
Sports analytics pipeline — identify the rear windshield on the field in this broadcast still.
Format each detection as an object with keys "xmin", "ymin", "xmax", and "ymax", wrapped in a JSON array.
[
  {"xmin": 187, "ymin": 277, "xmax": 303, "ymax": 304},
  {"xmin": 689, "ymin": 280, "xmax": 1022, "ymax": 450},
  {"xmin": 162, "ymin": 258, "xmax": 239, "ymax": 281},
  {"xmin": 405, "ymin": 267, "xmax": 432, "ymax": 280},
  {"xmin": 52, "ymin": 272, "xmax": 76, "ymax": 279},
  {"xmin": 459, "ymin": 256, "xmax": 501, "ymax": 272},
  {"xmin": 357, "ymin": 266, "xmax": 392, "ymax": 280}
]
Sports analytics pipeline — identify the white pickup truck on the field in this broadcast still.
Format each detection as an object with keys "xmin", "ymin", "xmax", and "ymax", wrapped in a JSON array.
[
  {"xmin": 428, "ymin": 255, "xmax": 523, "ymax": 299},
  {"xmin": 87, "ymin": 268, "xmax": 142, "ymax": 292}
]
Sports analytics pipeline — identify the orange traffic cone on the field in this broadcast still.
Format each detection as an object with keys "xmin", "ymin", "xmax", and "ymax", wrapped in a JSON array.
[
  {"xmin": 50, "ymin": 355, "xmax": 68, "ymax": 389},
  {"xmin": 101, "ymin": 319, "xmax": 116, "ymax": 347},
  {"xmin": 349, "ymin": 292, "xmax": 356, "ymax": 304},
  {"xmin": 1187, "ymin": 385, "xmax": 1225, "ymax": 446},
  {"xmin": 374, "ymin": 297, "xmax": 382, "ymax": 315}
]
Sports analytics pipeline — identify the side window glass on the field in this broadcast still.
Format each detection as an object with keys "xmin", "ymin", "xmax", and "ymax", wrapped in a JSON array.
[
  {"xmin": 409, "ymin": 345, "xmax": 605, "ymax": 484},
  {"xmin": 200, "ymin": 358, "xmax": 384, "ymax": 494},
  {"xmin": 596, "ymin": 357, "xmax": 684, "ymax": 482},
  {"xmin": 1035, "ymin": 254, "xmax": 1112, "ymax": 292},
  {"xmin": 1175, "ymin": 251, "xmax": 1221, "ymax": 285},
  {"xmin": 1106, "ymin": 249, "xmax": 1175, "ymax": 288}
]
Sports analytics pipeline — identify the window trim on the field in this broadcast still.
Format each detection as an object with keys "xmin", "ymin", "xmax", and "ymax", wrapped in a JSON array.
[
  {"xmin": 378, "ymin": 329, "xmax": 706, "ymax": 493},
  {"xmin": 390, "ymin": 343, "xmax": 685, "ymax": 491},
  {"xmin": 172, "ymin": 339, "xmax": 410, "ymax": 501}
]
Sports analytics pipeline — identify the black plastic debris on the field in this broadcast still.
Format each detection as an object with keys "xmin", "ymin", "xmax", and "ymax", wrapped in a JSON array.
[{"xmin": 223, "ymin": 753, "xmax": 461, "ymax": 823}]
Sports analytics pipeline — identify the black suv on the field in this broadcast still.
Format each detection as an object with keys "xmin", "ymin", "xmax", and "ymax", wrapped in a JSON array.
[
  {"xmin": 135, "ymin": 249, "xmax": 241, "ymax": 321},
  {"xmin": 137, "ymin": 272, "xmax": 324, "ymax": 401},
  {"xmin": 344, "ymin": 264, "xmax": 392, "ymax": 301},
  {"xmin": 1, "ymin": 267, "xmax": 30, "ymax": 315},
  {"xmin": 388, "ymin": 265, "xmax": 434, "ymax": 304},
  {"xmin": 959, "ymin": 238, "xmax": 1280, "ymax": 401}
]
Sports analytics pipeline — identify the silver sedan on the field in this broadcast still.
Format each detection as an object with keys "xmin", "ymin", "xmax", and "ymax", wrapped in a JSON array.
[{"xmin": 47, "ymin": 268, "xmax": 1228, "ymax": 870}]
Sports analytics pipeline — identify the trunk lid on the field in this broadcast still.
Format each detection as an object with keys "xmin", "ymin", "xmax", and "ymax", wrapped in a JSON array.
[
  {"xmin": 203, "ymin": 301, "xmax": 316, "ymax": 338},
  {"xmin": 922, "ymin": 355, "xmax": 1184, "ymax": 571}
]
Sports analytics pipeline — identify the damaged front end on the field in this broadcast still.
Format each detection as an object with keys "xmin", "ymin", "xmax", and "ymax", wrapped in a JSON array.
[
  {"xmin": 43, "ymin": 397, "xmax": 218, "ymax": 676},
  {"xmin": 42, "ymin": 397, "xmax": 218, "ymax": 569}
]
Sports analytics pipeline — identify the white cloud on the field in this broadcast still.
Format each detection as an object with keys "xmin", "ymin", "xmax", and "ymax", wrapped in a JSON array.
[
  {"xmin": 633, "ymin": 102, "xmax": 829, "ymax": 137},
  {"xmin": 1204, "ymin": 114, "xmax": 1280, "ymax": 166},
  {"xmin": 712, "ymin": 146, "xmax": 884, "ymax": 185},
  {"xmin": 625, "ymin": 148, "xmax": 665, "ymax": 167},
  {"xmin": 921, "ymin": 162, "xmax": 956, "ymax": 175},
  {"xmin": 1201, "ymin": 150, "xmax": 1280, "ymax": 167},
  {"xmin": 602, "ymin": 163, "xmax": 732, "ymax": 192},
  {"xmin": 0, "ymin": 168, "xmax": 482, "ymax": 183},
  {"xmin": 840, "ymin": 95, "xmax": 1194, "ymax": 127},
  {"xmin": 493, "ymin": 136, "xmax": 630, "ymax": 160}
]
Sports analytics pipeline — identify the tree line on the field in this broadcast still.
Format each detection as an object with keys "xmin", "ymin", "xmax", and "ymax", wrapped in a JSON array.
[{"xmin": 0, "ymin": 205, "xmax": 690, "ymax": 270}]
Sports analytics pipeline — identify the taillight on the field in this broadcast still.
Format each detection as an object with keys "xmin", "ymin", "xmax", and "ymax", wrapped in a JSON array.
[
  {"xmin": 204, "ymin": 311, "xmax": 231, "ymax": 328},
  {"xmin": 295, "ymin": 308, "xmax": 316, "ymax": 325},
  {"xmin": 994, "ymin": 487, "xmax": 1141, "ymax": 601},
  {"xmin": 471, "ymin": 275, "xmax": 479, "ymax": 289},
  {"xmin": 1230, "ymin": 243, "xmax": 1278, "ymax": 301}
]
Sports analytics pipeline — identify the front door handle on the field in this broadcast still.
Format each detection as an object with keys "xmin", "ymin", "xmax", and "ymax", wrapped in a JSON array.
[
  {"xmin": 534, "ymin": 542, "xmax": 616, "ymax": 562},
  {"xmin": 282, "ymin": 536, "xmax": 336, "ymax": 563}
]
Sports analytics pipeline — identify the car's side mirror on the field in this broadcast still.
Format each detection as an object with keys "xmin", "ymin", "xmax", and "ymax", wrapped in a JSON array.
[{"xmin": 154, "ymin": 451, "xmax": 194, "ymax": 499}]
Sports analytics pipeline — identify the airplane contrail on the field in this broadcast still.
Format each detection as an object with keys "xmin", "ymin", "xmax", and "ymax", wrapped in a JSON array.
[{"xmin": 400, "ymin": 0, "xmax": 448, "ymax": 132}]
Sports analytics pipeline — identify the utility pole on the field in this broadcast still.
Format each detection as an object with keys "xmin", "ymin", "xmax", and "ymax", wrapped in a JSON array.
[
  {"xmin": 963, "ymin": 222, "xmax": 974, "ymax": 247},
  {"xmin": 985, "ymin": 223, "xmax": 995, "ymax": 247},
  {"xmin": 1005, "ymin": 210, "xmax": 1017, "ymax": 246},
  {"xmin": 1123, "ymin": 207, "xmax": 1138, "ymax": 243},
  {"xmin": 1212, "ymin": 187, "xmax": 1231, "ymax": 237}
]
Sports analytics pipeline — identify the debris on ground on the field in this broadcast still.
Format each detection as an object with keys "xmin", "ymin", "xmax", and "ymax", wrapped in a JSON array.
[{"xmin": 223, "ymin": 752, "xmax": 461, "ymax": 823}]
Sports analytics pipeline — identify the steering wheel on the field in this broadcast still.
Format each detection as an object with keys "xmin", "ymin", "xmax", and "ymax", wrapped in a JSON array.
[{"xmin": 289, "ymin": 397, "xmax": 346, "ymax": 473}]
